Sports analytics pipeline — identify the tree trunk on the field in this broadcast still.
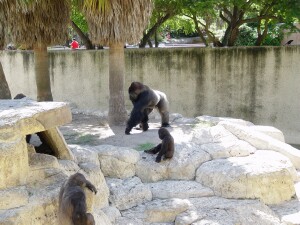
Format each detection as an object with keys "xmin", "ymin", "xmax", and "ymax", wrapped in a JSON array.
[
  {"xmin": 71, "ymin": 21, "xmax": 95, "ymax": 50},
  {"xmin": 228, "ymin": 27, "xmax": 239, "ymax": 46},
  {"xmin": 147, "ymin": 39, "xmax": 153, "ymax": 48},
  {"xmin": 256, "ymin": 21, "xmax": 269, "ymax": 46},
  {"xmin": 222, "ymin": 25, "xmax": 231, "ymax": 46},
  {"xmin": 0, "ymin": 62, "xmax": 11, "ymax": 99},
  {"xmin": 139, "ymin": 13, "xmax": 171, "ymax": 48},
  {"xmin": 34, "ymin": 45, "xmax": 53, "ymax": 101},
  {"xmin": 192, "ymin": 15, "xmax": 208, "ymax": 47},
  {"xmin": 108, "ymin": 42, "xmax": 127, "ymax": 126},
  {"xmin": 154, "ymin": 31, "xmax": 159, "ymax": 48}
]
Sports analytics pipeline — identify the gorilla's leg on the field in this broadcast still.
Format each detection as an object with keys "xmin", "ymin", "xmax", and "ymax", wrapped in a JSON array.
[
  {"xmin": 140, "ymin": 108, "xmax": 153, "ymax": 131},
  {"xmin": 144, "ymin": 144, "xmax": 161, "ymax": 154},
  {"xmin": 156, "ymin": 99, "xmax": 170, "ymax": 127},
  {"xmin": 155, "ymin": 144, "xmax": 167, "ymax": 163}
]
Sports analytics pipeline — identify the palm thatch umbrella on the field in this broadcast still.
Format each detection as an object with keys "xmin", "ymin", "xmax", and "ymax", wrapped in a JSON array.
[
  {"xmin": 0, "ymin": 0, "xmax": 15, "ymax": 99},
  {"xmin": 6, "ymin": 0, "xmax": 71, "ymax": 101},
  {"xmin": 77, "ymin": 0, "xmax": 153, "ymax": 125}
]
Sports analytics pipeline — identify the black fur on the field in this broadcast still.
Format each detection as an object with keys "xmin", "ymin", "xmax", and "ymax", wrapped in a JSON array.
[
  {"xmin": 125, "ymin": 82, "xmax": 170, "ymax": 135},
  {"xmin": 144, "ymin": 128, "xmax": 174, "ymax": 163}
]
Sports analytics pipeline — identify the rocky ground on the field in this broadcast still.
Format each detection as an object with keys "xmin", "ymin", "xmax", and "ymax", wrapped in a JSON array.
[
  {"xmin": 55, "ymin": 110, "xmax": 300, "ymax": 225},
  {"xmin": 3, "ymin": 101, "xmax": 299, "ymax": 225}
]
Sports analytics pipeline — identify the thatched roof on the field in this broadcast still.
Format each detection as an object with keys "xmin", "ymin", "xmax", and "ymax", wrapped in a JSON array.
[
  {"xmin": 5, "ymin": 0, "xmax": 71, "ymax": 47},
  {"xmin": 81, "ymin": 0, "xmax": 153, "ymax": 45},
  {"xmin": 0, "ymin": 0, "xmax": 18, "ymax": 48}
]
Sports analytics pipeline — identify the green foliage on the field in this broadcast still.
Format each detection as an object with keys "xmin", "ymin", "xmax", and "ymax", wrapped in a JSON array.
[
  {"xmin": 262, "ymin": 24, "xmax": 284, "ymax": 46},
  {"xmin": 235, "ymin": 25, "xmax": 257, "ymax": 46},
  {"xmin": 71, "ymin": 4, "xmax": 88, "ymax": 33},
  {"xmin": 235, "ymin": 23, "xmax": 285, "ymax": 46},
  {"xmin": 164, "ymin": 15, "xmax": 196, "ymax": 38},
  {"xmin": 135, "ymin": 143, "xmax": 156, "ymax": 151},
  {"xmin": 70, "ymin": 133, "xmax": 97, "ymax": 145}
]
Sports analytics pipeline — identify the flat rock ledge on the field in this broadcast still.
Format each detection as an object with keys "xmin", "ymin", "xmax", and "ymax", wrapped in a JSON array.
[{"xmin": 1, "ymin": 114, "xmax": 300, "ymax": 225}]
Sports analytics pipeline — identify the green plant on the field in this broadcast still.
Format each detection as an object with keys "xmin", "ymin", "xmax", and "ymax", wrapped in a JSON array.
[
  {"xmin": 135, "ymin": 143, "xmax": 156, "ymax": 151},
  {"xmin": 235, "ymin": 24, "xmax": 257, "ymax": 46},
  {"xmin": 74, "ymin": 134, "xmax": 96, "ymax": 144},
  {"xmin": 262, "ymin": 24, "xmax": 284, "ymax": 46}
]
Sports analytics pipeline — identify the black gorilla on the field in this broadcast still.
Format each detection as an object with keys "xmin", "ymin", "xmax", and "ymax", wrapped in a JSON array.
[
  {"xmin": 125, "ymin": 82, "xmax": 170, "ymax": 135},
  {"xmin": 58, "ymin": 173, "xmax": 97, "ymax": 225},
  {"xmin": 144, "ymin": 127, "xmax": 174, "ymax": 163}
]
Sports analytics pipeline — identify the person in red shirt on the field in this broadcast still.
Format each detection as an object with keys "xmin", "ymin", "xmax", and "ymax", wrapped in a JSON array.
[{"xmin": 70, "ymin": 38, "xmax": 79, "ymax": 49}]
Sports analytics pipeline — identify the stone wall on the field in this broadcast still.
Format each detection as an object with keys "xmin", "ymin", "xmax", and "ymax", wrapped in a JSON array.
[{"xmin": 1, "ymin": 46, "xmax": 300, "ymax": 144}]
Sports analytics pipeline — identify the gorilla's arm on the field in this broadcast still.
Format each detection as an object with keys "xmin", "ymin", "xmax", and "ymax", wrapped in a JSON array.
[
  {"xmin": 125, "ymin": 91, "xmax": 153, "ymax": 134},
  {"xmin": 85, "ymin": 180, "xmax": 97, "ymax": 194}
]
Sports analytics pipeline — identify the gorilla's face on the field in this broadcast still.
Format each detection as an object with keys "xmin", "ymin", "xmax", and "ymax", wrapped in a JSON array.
[{"xmin": 128, "ymin": 82, "xmax": 145, "ymax": 101}]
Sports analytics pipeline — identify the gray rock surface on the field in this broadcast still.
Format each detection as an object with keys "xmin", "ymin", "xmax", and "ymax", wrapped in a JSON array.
[
  {"xmin": 106, "ymin": 176, "xmax": 152, "ymax": 210},
  {"xmin": 196, "ymin": 150, "xmax": 297, "ymax": 204}
]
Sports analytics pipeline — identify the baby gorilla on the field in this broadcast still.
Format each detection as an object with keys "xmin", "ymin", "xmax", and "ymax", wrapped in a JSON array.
[
  {"xmin": 144, "ymin": 128, "xmax": 174, "ymax": 163},
  {"xmin": 58, "ymin": 173, "xmax": 97, "ymax": 225}
]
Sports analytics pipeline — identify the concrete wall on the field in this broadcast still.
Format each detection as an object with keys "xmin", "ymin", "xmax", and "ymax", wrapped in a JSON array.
[{"xmin": 1, "ymin": 47, "xmax": 300, "ymax": 144}]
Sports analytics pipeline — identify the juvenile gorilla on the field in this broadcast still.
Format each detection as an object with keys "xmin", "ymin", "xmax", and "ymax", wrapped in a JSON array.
[
  {"xmin": 58, "ymin": 173, "xmax": 97, "ymax": 225},
  {"xmin": 125, "ymin": 82, "xmax": 170, "ymax": 135},
  {"xmin": 144, "ymin": 128, "xmax": 174, "ymax": 163}
]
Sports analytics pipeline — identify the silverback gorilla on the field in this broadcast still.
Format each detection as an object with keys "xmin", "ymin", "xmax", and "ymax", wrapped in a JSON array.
[
  {"xmin": 125, "ymin": 82, "xmax": 170, "ymax": 135},
  {"xmin": 58, "ymin": 173, "xmax": 97, "ymax": 225},
  {"xmin": 144, "ymin": 127, "xmax": 174, "ymax": 163}
]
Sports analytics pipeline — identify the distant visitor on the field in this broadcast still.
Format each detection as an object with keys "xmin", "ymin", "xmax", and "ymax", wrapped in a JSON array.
[{"xmin": 70, "ymin": 38, "xmax": 79, "ymax": 49}]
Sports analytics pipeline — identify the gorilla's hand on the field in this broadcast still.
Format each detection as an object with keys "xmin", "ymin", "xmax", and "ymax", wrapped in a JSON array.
[
  {"xmin": 86, "ymin": 182, "xmax": 97, "ymax": 194},
  {"xmin": 125, "ymin": 127, "xmax": 131, "ymax": 135}
]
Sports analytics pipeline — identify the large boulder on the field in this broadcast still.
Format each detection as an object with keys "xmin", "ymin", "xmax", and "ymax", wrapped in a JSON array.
[
  {"xmin": 136, "ymin": 153, "xmax": 169, "ymax": 183},
  {"xmin": 175, "ymin": 197, "xmax": 282, "ymax": 225},
  {"xmin": 251, "ymin": 125, "xmax": 285, "ymax": 142},
  {"xmin": 196, "ymin": 115, "xmax": 254, "ymax": 127},
  {"xmin": 192, "ymin": 125, "xmax": 238, "ymax": 145},
  {"xmin": 106, "ymin": 176, "xmax": 152, "ymax": 210},
  {"xmin": 101, "ymin": 206, "xmax": 121, "ymax": 225},
  {"xmin": 201, "ymin": 139, "xmax": 256, "ymax": 159},
  {"xmin": 0, "ymin": 186, "xmax": 28, "ymax": 210},
  {"xmin": 0, "ymin": 136, "xmax": 28, "ymax": 189},
  {"xmin": 146, "ymin": 180, "xmax": 214, "ymax": 199},
  {"xmin": 220, "ymin": 121, "xmax": 300, "ymax": 169},
  {"xmin": 136, "ymin": 143, "xmax": 211, "ymax": 183},
  {"xmin": 0, "ymin": 172, "xmax": 67, "ymax": 225},
  {"xmin": 196, "ymin": 150, "xmax": 297, "ymax": 204},
  {"xmin": 96, "ymin": 145, "xmax": 140, "ymax": 179},
  {"xmin": 118, "ymin": 198, "xmax": 191, "ymax": 224},
  {"xmin": 69, "ymin": 144, "xmax": 100, "ymax": 166}
]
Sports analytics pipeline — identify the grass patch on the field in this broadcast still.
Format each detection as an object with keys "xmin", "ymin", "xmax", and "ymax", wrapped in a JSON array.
[
  {"xmin": 135, "ymin": 142, "xmax": 156, "ymax": 151},
  {"xmin": 72, "ymin": 134, "xmax": 97, "ymax": 144}
]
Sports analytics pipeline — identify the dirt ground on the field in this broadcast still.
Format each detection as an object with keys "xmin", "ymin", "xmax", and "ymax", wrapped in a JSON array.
[
  {"xmin": 57, "ymin": 112, "xmax": 197, "ymax": 151},
  {"xmin": 59, "ymin": 112, "xmax": 168, "ymax": 151}
]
